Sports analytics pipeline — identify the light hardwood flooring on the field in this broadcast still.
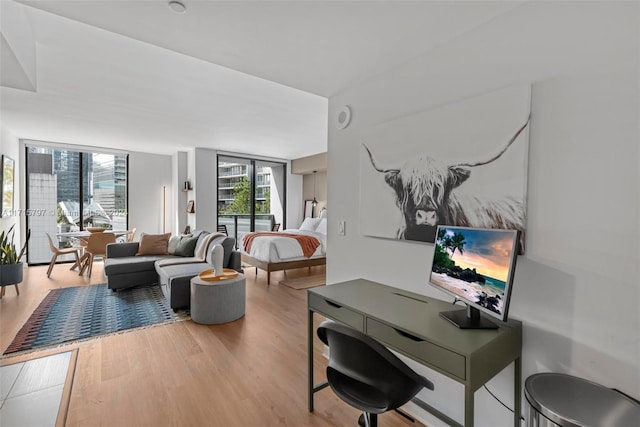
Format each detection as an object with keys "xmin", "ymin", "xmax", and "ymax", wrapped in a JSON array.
[{"xmin": 0, "ymin": 263, "xmax": 422, "ymax": 427}]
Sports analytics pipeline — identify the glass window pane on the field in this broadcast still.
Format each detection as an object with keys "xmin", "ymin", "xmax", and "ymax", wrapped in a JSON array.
[
  {"xmin": 26, "ymin": 146, "xmax": 128, "ymax": 265},
  {"xmin": 255, "ymin": 160, "xmax": 285, "ymax": 232},
  {"xmin": 217, "ymin": 157, "xmax": 252, "ymax": 242},
  {"xmin": 85, "ymin": 153, "xmax": 128, "ymax": 230},
  {"xmin": 217, "ymin": 155, "xmax": 286, "ymax": 243}
]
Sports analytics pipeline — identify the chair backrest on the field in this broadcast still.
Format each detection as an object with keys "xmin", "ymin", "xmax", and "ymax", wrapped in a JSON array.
[
  {"xmin": 127, "ymin": 228, "xmax": 137, "ymax": 242},
  {"xmin": 317, "ymin": 320, "xmax": 433, "ymax": 414},
  {"xmin": 85, "ymin": 232, "xmax": 116, "ymax": 255},
  {"xmin": 46, "ymin": 233, "xmax": 58, "ymax": 252},
  {"xmin": 217, "ymin": 224, "xmax": 228, "ymax": 235}
]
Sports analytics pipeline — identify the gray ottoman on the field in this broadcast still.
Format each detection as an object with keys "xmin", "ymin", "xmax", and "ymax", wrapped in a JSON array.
[{"xmin": 190, "ymin": 272, "xmax": 246, "ymax": 324}]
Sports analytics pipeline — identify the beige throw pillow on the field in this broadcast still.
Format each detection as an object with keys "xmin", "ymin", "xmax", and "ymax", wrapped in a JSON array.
[{"xmin": 136, "ymin": 233, "xmax": 171, "ymax": 255}]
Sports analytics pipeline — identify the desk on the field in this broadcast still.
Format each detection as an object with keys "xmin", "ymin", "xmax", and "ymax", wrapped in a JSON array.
[{"xmin": 307, "ymin": 279, "xmax": 522, "ymax": 427}]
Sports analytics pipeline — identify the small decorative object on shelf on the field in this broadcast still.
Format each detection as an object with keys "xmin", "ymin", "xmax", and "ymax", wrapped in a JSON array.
[
  {"xmin": 183, "ymin": 180, "xmax": 192, "ymax": 191},
  {"xmin": 186, "ymin": 200, "xmax": 195, "ymax": 213}
]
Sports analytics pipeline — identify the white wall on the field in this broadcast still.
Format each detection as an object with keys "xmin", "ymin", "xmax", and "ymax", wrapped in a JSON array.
[
  {"xmin": 0, "ymin": 126, "xmax": 22, "ymax": 249},
  {"xmin": 173, "ymin": 151, "xmax": 188, "ymax": 235},
  {"xmin": 287, "ymin": 172, "xmax": 303, "ymax": 229},
  {"xmin": 327, "ymin": 2, "xmax": 639, "ymax": 426},
  {"xmin": 128, "ymin": 151, "xmax": 173, "ymax": 236},
  {"xmin": 192, "ymin": 147, "xmax": 217, "ymax": 232}
]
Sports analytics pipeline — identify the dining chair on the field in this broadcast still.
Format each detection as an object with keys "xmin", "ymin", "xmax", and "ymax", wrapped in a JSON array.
[
  {"xmin": 46, "ymin": 233, "xmax": 82, "ymax": 278},
  {"xmin": 79, "ymin": 232, "xmax": 116, "ymax": 277},
  {"xmin": 127, "ymin": 227, "xmax": 137, "ymax": 242}
]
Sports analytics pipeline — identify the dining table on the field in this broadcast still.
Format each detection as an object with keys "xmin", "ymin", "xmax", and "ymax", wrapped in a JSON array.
[
  {"xmin": 56, "ymin": 229, "xmax": 130, "ymax": 242},
  {"xmin": 55, "ymin": 230, "xmax": 130, "ymax": 274}
]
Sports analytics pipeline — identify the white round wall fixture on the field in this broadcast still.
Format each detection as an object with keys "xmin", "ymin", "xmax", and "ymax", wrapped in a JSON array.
[
  {"xmin": 335, "ymin": 106, "xmax": 352, "ymax": 129},
  {"xmin": 168, "ymin": 1, "xmax": 187, "ymax": 13}
]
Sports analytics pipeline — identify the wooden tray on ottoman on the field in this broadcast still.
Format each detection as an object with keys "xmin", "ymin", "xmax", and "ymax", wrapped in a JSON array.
[{"xmin": 198, "ymin": 268, "xmax": 238, "ymax": 282}]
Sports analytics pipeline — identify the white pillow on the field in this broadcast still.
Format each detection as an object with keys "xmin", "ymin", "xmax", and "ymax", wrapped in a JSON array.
[
  {"xmin": 315, "ymin": 218, "xmax": 327, "ymax": 235},
  {"xmin": 167, "ymin": 235, "xmax": 181, "ymax": 254},
  {"xmin": 319, "ymin": 209, "xmax": 327, "ymax": 219},
  {"xmin": 299, "ymin": 217, "xmax": 321, "ymax": 231}
]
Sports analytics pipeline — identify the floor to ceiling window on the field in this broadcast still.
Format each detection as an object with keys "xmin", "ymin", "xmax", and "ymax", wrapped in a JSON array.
[
  {"xmin": 217, "ymin": 155, "xmax": 286, "ymax": 244},
  {"xmin": 25, "ymin": 144, "xmax": 128, "ymax": 264}
]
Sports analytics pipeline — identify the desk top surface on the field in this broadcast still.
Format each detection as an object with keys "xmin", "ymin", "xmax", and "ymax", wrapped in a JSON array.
[{"xmin": 309, "ymin": 278, "xmax": 522, "ymax": 357}]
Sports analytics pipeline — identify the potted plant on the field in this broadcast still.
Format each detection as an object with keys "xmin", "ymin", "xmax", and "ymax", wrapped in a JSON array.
[{"xmin": 0, "ymin": 225, "xmax": 30, "ymax": 297}]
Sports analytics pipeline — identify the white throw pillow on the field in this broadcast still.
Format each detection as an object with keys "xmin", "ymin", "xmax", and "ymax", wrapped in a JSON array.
[
  {"xmin": 315, "ymin": 218, "xmax": 327, "ymax": 235},
  {"xmin": 299, "ymin": 217, "xmax": 321, "ymax": 231},
  {"xmin": 319, "ymin": 209, "xmax": 327, "ymax": 219},
  {"xmin": 167, "ymin": 235, "xmax": 181, "ymax": 254}
]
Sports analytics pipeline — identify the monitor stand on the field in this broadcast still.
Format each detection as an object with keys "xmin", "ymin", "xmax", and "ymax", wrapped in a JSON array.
[{"xmin": 440, "ymin": 305, "xmax": 499, "ymax": 329}]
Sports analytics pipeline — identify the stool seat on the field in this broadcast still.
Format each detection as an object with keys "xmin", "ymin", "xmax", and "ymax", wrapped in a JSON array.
[{"xmin": 525, "ymin": 373, "xmax": 640, "ymax": 427}]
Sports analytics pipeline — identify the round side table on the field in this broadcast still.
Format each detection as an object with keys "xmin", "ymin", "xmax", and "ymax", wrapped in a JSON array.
[
  {"xmin": 525, "ymin": 373, "xmax": 640, "ymax": 427},
  {"xmin": 190, "ymin": 271, "xmax": 245, "ymax": 325}
]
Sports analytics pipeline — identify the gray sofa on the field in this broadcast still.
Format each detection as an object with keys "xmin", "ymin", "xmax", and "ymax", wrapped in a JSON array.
[
  {"xmin": 155, "ymin": 238, "xmax": 240, "ymax": 310},
  {"xmin": 104, "ymin": 232, "xmax": 241, "ymax": 309}
]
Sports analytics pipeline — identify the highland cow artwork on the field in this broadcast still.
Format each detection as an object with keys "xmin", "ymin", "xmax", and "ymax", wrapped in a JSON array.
[{"xmin": 359, "ymin": 85, "xmax": 530, "ymax": 250}]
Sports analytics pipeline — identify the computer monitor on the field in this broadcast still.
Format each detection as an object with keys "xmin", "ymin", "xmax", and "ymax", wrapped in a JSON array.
[{"xmin": 428, "ymin": 225, "xmax": 520, "ymax": 329}]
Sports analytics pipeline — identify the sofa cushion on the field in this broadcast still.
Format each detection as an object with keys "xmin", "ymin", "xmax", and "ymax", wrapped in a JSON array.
[
  {"xmin": 154, "ymin": 257, "xmax": 203, "ymax": 268},
  {"xmin": 137, "ymin": 233, "xmax": 171, "ymax": 255},
  {"xmin": 167, "ymin": 235, "xmax": 181, "ymax": 254},
  {"xmin": 105, "ymin": 255, "xmax": 177, "ymax": 275},
  {"xmin": 156, "ymin": 262, "xmax": 213, "ymax": 284},
  {"xmin": 174, "ymin": 235, "xmax": 198, "ymax": 257}
]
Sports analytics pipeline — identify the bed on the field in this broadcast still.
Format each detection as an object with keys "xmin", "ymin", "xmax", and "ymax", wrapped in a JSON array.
[{"xmin": 240, "ymin": 217, "xmax": 327, "ymax": 285}]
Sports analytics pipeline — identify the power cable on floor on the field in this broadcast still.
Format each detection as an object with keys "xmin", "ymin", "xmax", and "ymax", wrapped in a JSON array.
[{"xmin": 483, "ymin": 385, "xmax": 526, "ymax": 422}]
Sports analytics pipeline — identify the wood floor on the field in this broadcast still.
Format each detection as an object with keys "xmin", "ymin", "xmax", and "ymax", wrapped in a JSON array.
[{"xmin": 0, "ymin": 263, "xmax": 422, "ymax": 427}]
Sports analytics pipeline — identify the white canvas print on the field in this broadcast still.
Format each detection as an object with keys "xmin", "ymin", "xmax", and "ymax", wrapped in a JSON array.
[{"xmin": 359, "ymin": 84, "xmax": 531, "ymax": 249}]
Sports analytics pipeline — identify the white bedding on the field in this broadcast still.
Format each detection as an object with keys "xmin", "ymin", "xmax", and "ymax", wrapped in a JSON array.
[{"xmin": 241, "ymin": 229, "xmax": 327, "ymax": 263}]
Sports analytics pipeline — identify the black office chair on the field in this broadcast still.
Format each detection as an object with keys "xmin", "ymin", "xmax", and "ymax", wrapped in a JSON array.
[{"xmin": 317, "ymin": 320, "xmax": 434, "ymax": 427}]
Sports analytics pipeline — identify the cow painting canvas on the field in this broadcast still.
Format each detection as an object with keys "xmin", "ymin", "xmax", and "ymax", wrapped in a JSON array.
[{"xmin": 359, "ymin": 84, "xmax": 530, "ymax": 250}]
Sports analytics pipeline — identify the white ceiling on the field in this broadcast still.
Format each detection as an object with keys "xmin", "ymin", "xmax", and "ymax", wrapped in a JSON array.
[{"xmin": 1, "ymin": 0, "xmax": 521, "ymax": 159}]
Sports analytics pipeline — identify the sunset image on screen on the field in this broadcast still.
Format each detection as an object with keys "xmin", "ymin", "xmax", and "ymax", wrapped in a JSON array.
[{"xmin": 429, "ymin": 227, "xmax": 518, "ymax": 316}]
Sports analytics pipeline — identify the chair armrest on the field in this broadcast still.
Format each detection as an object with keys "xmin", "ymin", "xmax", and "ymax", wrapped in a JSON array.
[
  {"xmin": 227, "ymin": 251, "xmax": 242, "ymax": 272},
  {"xmin": 106, "ymin": 242, "xmax": 139, "ymax": 258}
]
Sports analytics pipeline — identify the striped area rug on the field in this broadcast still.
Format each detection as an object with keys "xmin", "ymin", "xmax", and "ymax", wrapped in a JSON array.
[{"xmin": 4, "ymin": 284, "xmax": 185, "ymax": 355}]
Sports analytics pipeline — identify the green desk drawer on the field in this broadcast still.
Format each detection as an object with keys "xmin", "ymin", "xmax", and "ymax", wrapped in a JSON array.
[
  {"xmin": 366, "ymin": 318, "xmax": 466, "ymax": 380},
  {"xmin": 308, "ymin": 294, "xmax": 364, "ymax": 331}
]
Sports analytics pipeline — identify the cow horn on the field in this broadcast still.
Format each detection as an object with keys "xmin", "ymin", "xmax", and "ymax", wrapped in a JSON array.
[
  {"xmin": 362, "ymin": 144, "xmax": 399, "ymax": 173},
  {"xmin": 457, "ymin": 116, "xmax": 531, "ymax": 168}
]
